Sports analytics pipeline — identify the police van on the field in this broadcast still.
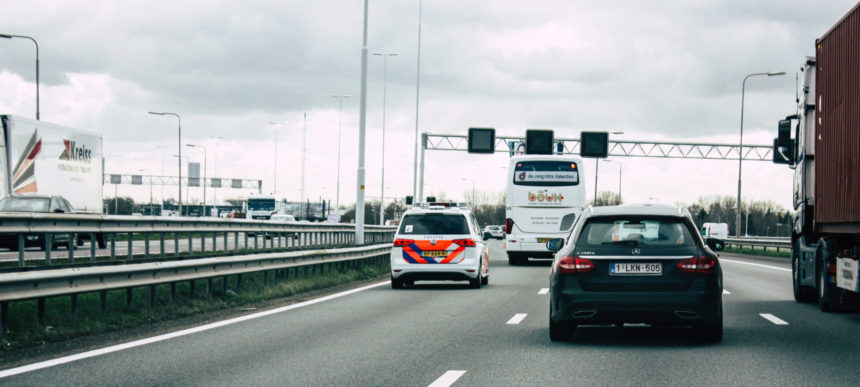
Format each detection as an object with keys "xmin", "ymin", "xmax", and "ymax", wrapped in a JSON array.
[{"xmin": 390, "ymin": 202, "xmax": 489, "ymax": 289}]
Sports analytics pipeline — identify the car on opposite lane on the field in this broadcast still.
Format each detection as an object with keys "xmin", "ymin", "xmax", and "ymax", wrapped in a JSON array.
[
  {"xmin": 390, "ymin": 203, "xmax": 489, "ymax": 289},
  {"xmin": 547, "ymin": 203, "xmax": 723, "ymax": 342},
  {"xmin": 0, "ymin": 194, "xmax": 77, "ymax": 251}
]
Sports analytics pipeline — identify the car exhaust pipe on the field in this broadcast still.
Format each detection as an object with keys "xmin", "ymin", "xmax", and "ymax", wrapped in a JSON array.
[{"xmin": 572, "ymin": 310, "xmax": 597, "ymax": 318}]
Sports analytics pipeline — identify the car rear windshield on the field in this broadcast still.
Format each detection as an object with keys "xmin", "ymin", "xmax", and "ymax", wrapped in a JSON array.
[
  {"xmin": 0, "ymin": 197, "xmax": 50, "ymax": 212},
  {"xmin": 399, "ymin": 213, "xmax": 470, "ymax": 235},
  {"xmin": 576, "ymin": 216, "xmax": 696, "ymax": 248},
  {"xmin": 513, "ymin": 161, "xmax": 579, "ymax": 186}
]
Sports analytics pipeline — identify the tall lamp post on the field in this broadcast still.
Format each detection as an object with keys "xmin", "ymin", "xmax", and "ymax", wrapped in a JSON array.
[
  {"xmin": 187, "ymin": 143, "xmax": 207, "ymax": 216},
  {"xmin": 149, "ymin": 112, "xmax": 182, "ymax": 215},
  {"xmin": 209, "ymin": 136, "xmax": 223, "ymax": 207},
  {"xmin": 0, "ymin": 34, "xmax": 39, "ymax": 120},
  {"xmin": 373, "ymin": 51, "xmax": 398, "ymax": 225},
  {"xmin": 602, "ymin": 159, "xmax": 622, "ymax": 204},
  {"xmin": 736, "ymin": 71, "xmax": 785, "ymax": 236},
  {"xmin": 268, "ymin": 122, "xmax": 284, "ymax": 197},
  {"xmin": 331, "ymin": 95, "xmax": 350, "ymax": 209}
]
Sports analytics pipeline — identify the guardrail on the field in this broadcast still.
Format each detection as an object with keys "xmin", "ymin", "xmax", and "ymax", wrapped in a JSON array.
[
  {"xmin": 0, "ymin": 213, "xmax": 397, "ymax": 268},
  {"xmin": 723, "ymin": 237, "xmax": 791, "ymax": 252},
  {"xmin": 0, "ymin": 243, "xmax": 392, "ymax": 333}
]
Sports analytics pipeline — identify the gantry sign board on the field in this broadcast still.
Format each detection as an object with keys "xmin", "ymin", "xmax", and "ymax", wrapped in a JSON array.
[{"xmin": 457, "ymin": 130, "xmax": 773, "ymax": 161}]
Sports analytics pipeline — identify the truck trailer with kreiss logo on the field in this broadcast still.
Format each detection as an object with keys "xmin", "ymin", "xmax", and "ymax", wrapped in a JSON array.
[
  {"xmin": 1, "ymin": 115, "xmax": 107, "ymax": 246},
  {"xmin": 504, "ymin": 154, "xmax": 586, "ymax": 265}
]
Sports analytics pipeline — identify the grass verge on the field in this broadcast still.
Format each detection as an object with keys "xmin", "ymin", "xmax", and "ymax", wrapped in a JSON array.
[
  {"xmin": 723, "ymin": 246, "xmax": 790, "ymax": 258},
  {"xmin": 1, "ymin": 262, "xmax": 388, "ymax": 353}
]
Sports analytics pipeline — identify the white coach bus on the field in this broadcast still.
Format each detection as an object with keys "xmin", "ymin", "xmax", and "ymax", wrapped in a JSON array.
[{"xmin": 505, "ymin": 154, "xmax": 586, "ymax": 265}]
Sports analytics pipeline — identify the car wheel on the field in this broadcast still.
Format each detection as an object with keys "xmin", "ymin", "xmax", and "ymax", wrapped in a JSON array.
[
  {"xmin": 469, "ymin": 273, "xmax": 482, "ymax": 289},
  {"xmin": 391, "ymin": 276, "xmax": 404, "ymax": 289},
  {"xmin": 76, "ymin": 235, "xmax": 85, "ymax": 246},
  {"xmin": 793, "ymin": 241, "xmax": 815, "ymax": 303},
  {"xmin": 508, "ymin": 253, "xmax": 519, "ymax": 266},
  {"xmin": 481, "ymin": 274, "xmax": 488, "ymax": 286},
  {"xmin": 549, "ymin": 310, "xmax": 574, "ymax": 341},
  {"xmin": 697, "ymin": 316, "xmax": 723, "ymax": 343}
]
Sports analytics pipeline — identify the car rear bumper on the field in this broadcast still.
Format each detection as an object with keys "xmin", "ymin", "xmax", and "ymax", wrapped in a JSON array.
[
  {"xmin": 390, "ymin": 262, "xmax": 481, "ymax": 281},
  {"xmin": 550, "ymin": 286, "xmax": 721, "ymax": 325}
]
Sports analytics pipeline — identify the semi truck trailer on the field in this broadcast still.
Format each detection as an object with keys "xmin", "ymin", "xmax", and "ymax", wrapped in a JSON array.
[{"xmin": 772, "ymin": 3, "xmax": 860, "ymax": 311}]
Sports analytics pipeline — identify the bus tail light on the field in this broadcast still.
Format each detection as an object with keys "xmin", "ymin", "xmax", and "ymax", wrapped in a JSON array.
[{"xmin": 505, "ymin": 218, "xmax": 514, "ymax": 234}]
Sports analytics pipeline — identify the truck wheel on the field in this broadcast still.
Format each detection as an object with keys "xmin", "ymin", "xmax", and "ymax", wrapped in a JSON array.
[
  {"xmin": 793, "ymin": 242, "xmax": 815, "ymax": 303},
  {"xmin": 817, "ymin": 246, "xmax": 833, "ymax": 312}
]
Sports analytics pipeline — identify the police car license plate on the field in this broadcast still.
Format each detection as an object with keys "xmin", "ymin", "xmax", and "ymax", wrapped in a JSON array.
[
  {"xmin": 422, "ymin": 251, "xmax": 447, "ymax": 257},
  {"xmin": 611, "ymin": 263, "xmax": 662, "ymax": 275}
]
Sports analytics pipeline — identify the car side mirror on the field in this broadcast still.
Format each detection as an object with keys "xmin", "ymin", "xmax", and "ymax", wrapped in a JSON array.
[{"xmin": 546, "ymin": 238, "xmax": 565, "ymax": 252}]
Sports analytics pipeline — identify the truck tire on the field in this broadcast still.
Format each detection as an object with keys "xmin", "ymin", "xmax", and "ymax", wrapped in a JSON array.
[
  {"xmin": 793, "ymin": 241, "xmax": 815, "ymax": 303},
  {"xmin": 97, "ymin": 233, "xmax": 107, "ymax": 249},
  {"xmin": 817, "ymin": 245, "xmax": 833, "ymax": 312}
]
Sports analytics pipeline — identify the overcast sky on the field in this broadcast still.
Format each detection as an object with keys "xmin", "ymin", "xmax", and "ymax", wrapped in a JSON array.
[{"xmin": 1, "ymin": 0, "xmax": 857, "ymax": 210}]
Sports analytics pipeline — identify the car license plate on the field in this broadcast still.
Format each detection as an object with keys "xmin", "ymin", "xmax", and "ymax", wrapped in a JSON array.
[
  {"xmin": 537, "ymin": 238, "xmax": 551, "ymax": 243},
  {"xmin": 611, "ymin": 263, "xmax": 662, "ymax": 275},
  {"xmin": 422, "ymin": 251, "xmax": 448, "ymax": 257}
]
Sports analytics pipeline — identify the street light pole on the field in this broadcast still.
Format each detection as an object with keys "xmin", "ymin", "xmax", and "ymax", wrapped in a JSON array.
[
  {"xmin": 187, "ymin": 144, "xmax": 207, "ymax": 216},
  {"xmin": 736, "ymin": 71, "xmax": 785, "ymax": 236},
  {"xmin": 0, "ymin": 34, "xmax": 39, "ymax": 120},
  {"xmin": 149, "ymin": 112, "xmax": 182, "ymax": 216},
  {"xmin": 593, "ymin": 132, "xmax": 623, "ymax": 206},
  {"xmin": 268, "ymin": 122, "xmax": 284, "ymax": 197},
  {"xmin": 209, "ymin": 136, "xmax": 223, "ymax": 207},
  {"xmin": 355, "ymin": 0, "xmax": 370, "ymax": 245},
  {"xmin": 373, "ymin": 51, "xmax": 398, "ymax": 225},
  {"xmin": 413, "ymin": 0, "xmax": 424, "ymax": 204},
  {"xmin": 331, "ymin": 95, "xmax": 350, "ymax": 209}
]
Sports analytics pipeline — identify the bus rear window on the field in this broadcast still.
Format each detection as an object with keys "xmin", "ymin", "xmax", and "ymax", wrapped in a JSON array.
[{"xmin": 513, "ymin": 161, "xmax": 579, "ymax": 186}]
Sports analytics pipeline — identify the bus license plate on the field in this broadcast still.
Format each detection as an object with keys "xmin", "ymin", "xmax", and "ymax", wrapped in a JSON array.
[
  {"xmin": 611, "ymin": 263, "xmax": 662, "ymax": 275},
  {"xmin": 537, "ymin": 238, "xmax": 552, "ymax": 243}
]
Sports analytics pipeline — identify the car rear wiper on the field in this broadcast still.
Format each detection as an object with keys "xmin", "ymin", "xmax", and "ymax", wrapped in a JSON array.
[{"xmin": 603, "ymin": 240, "xmax": 639, "ymax": 246}]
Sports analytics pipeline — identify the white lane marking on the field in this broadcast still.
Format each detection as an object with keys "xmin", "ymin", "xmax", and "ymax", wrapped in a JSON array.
[
  {"xmin": 429, "ymin": 370, "xmax": 467, "ymax": 387},
  {"xmin": 720, "ymin": 258, "xmax": 791, "ymax": 272},
  {"xmin": 507, "ymin": 313, "xmax": 528, "ymax": 325},
  {"xmin": 0, "ymin": 281, "xmax": 389, "ymax": 379},
  {"xmin": 760, "ymin": 313, "xmax": 789, "ymax": 325},
  {"xmin": 538, "ymin": 288, "xmax": 549, "ymax": 295},
  {"xmin": 723, "ymin": 289, "xmax": 731, "ymax": 295}
]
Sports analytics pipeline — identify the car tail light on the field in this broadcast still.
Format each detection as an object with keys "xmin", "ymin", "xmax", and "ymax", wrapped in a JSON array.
[
  {"xmin": 678, "ymin": 256, "xmax": 716, "ymax": 273},
  {"xmin": 557, "ymin": 256, "xmax": 594, "ymax": 274},
  {"xmin": 393, "ymin": 239, "xmax": 414, "ymax": 247},
  {"xmin": 453, "ymin": 239, "xmax": 476, "ymax": 247},
  {"xmin": 505, "ymin": 218, "xmax": 514, "ymax": 234}
]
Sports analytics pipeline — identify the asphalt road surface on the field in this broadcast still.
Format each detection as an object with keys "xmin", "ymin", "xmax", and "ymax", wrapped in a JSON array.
[{"xmin": 2, "ymin": 241, "xmax": 859, "ymax": 385}]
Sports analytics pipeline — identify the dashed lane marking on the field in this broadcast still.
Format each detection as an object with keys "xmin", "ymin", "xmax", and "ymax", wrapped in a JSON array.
[
  {"xmin": 507, "ymin": 313, "xmax": 528, "ymax": 325},
  {"xmin": 760, "ymin": 313, "xmax": 789, "ymax": 325},
  {"xmin": 429, "ymin": 370, "xmax": 467, "ymax": 387},
  {"xmin": 538, "ymin": 288, "xmax": 549, "ymax": 295}
]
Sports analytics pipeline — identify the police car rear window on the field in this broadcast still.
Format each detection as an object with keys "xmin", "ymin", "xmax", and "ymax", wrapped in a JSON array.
[{"xmin": 398, "ymin": 213, "xmax": 470, "ymax": 235}]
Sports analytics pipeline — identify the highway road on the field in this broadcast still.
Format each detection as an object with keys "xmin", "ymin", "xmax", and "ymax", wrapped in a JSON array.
[{"xmin": 2, "ymin": 241, "xmax": 859, "ymax": 385}]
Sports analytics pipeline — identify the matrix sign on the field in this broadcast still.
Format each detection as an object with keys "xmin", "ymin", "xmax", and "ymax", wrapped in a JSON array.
[
  {"xmin": 580, "ymin": 131, "xmax": 608, "ymax": 158},
  {"xmin": 526, "ymin": 129, "xmax": 554, "ymax": 154},
  {"xmin": 468, "ymin": 127, "xmax": 496, "ymax": 154}
]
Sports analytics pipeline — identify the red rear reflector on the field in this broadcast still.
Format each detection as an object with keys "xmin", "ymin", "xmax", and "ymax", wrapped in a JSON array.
[
  {"xmin": 393, "ymin": 239, "xmax": 414, "ymax": 247},
  {"xmin": 453, "ymin": 239, "xmax": 476, "ymax": 247},
  {"xmin": 678, "ymin": 257, "xmax": 716, "ymax": 273},
  {"xmin": 557, "ymin": 256, "xmax": 594, "ymax": 274},
  {"xmin": 505, "ymin": 218, "xmax": 514, "ymax": 234}
]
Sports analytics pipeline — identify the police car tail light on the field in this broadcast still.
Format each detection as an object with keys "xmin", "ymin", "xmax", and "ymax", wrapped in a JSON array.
[
  {"xmin": 453, "ymin": 238, "xmax": 476, "ymax": 247},
  {"xmin": 505, "ymin": 218, "xmax": 514, "ymax": 234},
  {"xmin": 557, "ymin": 256, "xmax": 594, "ymax": 274},
  {"xmin": 393, "ymin": 239, "xmax": 414, "ymax": 247},
  {"xmin": 677, "ymin": 257, "xmax": 715, "ymax": 273}
]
